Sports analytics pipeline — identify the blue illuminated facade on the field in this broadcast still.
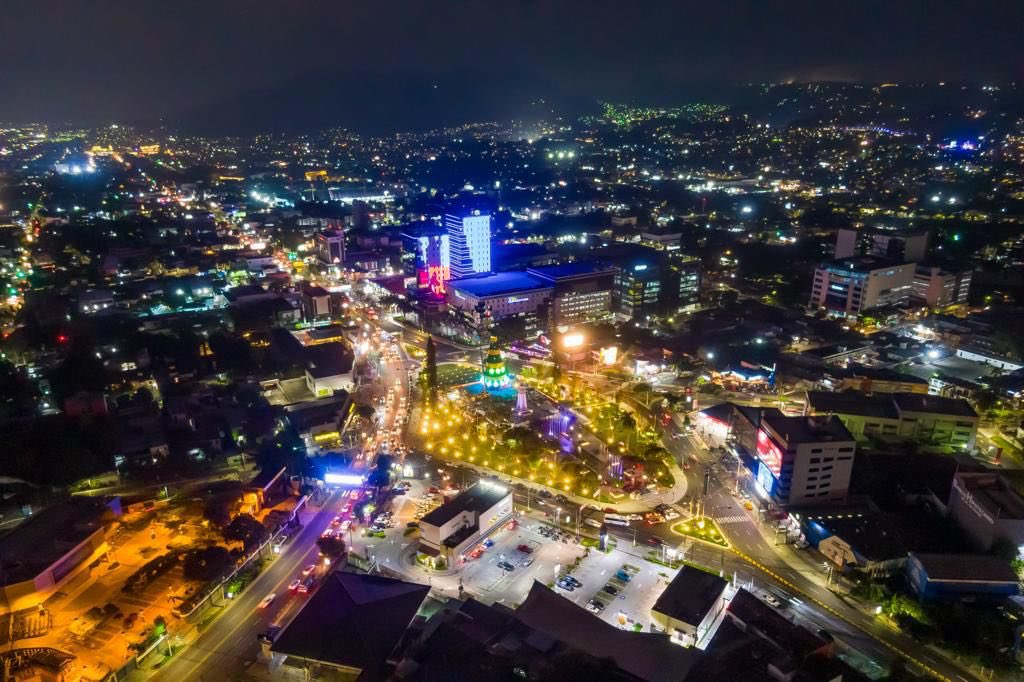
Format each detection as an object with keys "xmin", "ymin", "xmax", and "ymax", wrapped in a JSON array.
[{"xmin": 446, "ymin": 210, "xmax": 492, "ymax": 279}]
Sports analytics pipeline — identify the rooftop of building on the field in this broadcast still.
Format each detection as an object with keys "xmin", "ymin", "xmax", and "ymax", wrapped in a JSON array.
[
  {"xmin": 0, "ymin": 498, "xmax": 117, "ymax": 586},
  {"xmin": 447, "ymin": 271, "xmax": 551, "ymax": 298},
  {"xmin": 823, "ymin": 255, "xmax": 911, "ymax": 272},
  {"xmin": 526, "ymin": 261, "xmax": 617, "ymax": 281},
  {"xmin": 303, "ymin": 284, "xmax": 330, "ymax": 297},
  {"xmin": 798, "ymin": 508, "xmax": 967, "ymax": 562},
  {"xmin": 953, "ymin": 472, "xmax": 1024, "ymax": 520},
  {"xmin": 651, "ymin": 566, "xmax": 728, "ymax": 626},
  {"xmin": 762, "ymin": 414, "xmax": 855, "ymax": 445},
  {"xmin": 725, "ymin": 588, "xmax": 828, "ymax": 660},
  {"xmin": 514, "ymin": 581, "xmax": 700, "ymax": 681},
  {"xmin": 420, "ymin": 481, "xmax": 511, "ymax": 529},
  {"xmin": 805, "ymin": 390, "xmax": 899, "ymax": 420},
  {"xmin": 303, "ymin": 342, "xmax": 354, "ymax": 378},
  {"xmin": 910, "ymin": 553, "xmax": 1019, "ymax": 583},
  {"xmin": 271, "ymin": 572, "xmax": 429, "ymax": 675},
  {"xmin": 893, "ymin": 393, "xmax": 977, "ymax": 418},
  {"xmin": 696, "ymin": 617, "xmax": 869, "ymax": 682}
]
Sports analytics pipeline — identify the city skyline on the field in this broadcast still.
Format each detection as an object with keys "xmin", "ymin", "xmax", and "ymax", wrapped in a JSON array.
[{"xmin": 1, "ymin": 1, "xmax": 1022, "ymax": 130}]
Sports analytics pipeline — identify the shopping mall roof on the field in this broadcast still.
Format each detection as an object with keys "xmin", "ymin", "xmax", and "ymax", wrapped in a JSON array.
[
  {"xmin": 527, "ymin": 261, "xmax": 616, "ymax": 282},
  {"xmin": 448, "ymin": 272, "xmax": 551, "ymax": 298}
]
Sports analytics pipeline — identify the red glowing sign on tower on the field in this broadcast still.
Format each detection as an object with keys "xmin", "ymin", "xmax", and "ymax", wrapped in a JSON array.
[
  {"xmin": 756, "ymin": 428, "xmax": 783, "ymax": 477},
  {"xmin": 427, "ymin": 264, "xmax": 450, "ymax": 296}
]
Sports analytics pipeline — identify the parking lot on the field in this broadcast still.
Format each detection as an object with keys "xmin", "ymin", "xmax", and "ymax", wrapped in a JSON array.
[{"xmin": 557, "ymin": 539, "xmax": 679, "ymax": 632}]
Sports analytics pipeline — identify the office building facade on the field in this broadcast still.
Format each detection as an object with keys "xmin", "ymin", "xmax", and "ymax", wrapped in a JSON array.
[
  {"xmin": 447, "ymin": 272, "xmax": 553, "ymax": 333},
  {"xmin": 446, "ymin": 210, "xmax": 491, "ymax": 279},
  {"xmin": 615, "ymin": 263, "xmax": 662, "ymax": 319},
  {"xmin": 913, "ymin": 265, "xmax": 972, "ymax": 308},
  {"xmin": 835, "ymin": 228, "xmax": 928, "ymax": 262},
  {"xmin": 527, "ymin": 262, "xmax": 616, "ymax": 327},
  {"xmin": 810, "ymin": 256, "xmax": 915, "ymax": 317},
  {"xmin": 751, "ymin": 415, "xmax": 857, "ymax": 506},
  {"xmin": 316, "ymin": 229, "xmax": 345, "ymax": 266}
]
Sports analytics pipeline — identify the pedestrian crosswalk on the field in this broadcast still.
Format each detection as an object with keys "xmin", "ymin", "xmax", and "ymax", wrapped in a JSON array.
[{"xmin": 714, "ymin": 514, "xmax": 751, "ymax": 525}]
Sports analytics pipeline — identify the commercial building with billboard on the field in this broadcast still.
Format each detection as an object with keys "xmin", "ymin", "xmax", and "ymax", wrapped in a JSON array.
[
  {"xmin": 752, "ymin": 415, "xmax": 856, "ymax": 506},
  {"xmin": 447, "ymin": 272, "xmax": 553, "ymax": 335}
]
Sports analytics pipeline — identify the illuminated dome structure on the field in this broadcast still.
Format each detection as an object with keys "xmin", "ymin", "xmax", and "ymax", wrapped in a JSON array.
[{"xmin": 481, "ymin": 336, "xmax": 511, "ymax": 390}]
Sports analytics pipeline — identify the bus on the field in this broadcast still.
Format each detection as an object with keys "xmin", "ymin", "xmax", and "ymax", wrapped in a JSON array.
[{"xmin": 603, "ymin": 513, "xmax": 631, "ymax": 527}]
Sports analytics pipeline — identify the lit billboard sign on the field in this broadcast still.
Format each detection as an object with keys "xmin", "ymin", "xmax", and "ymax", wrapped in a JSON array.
[
  {"xmin": 324, "ymin": 472, "xmax": 366, "ymax": 486},
  {"xmin": 756, "ymin": 428, "xmax": 783, "ymax": 477}
]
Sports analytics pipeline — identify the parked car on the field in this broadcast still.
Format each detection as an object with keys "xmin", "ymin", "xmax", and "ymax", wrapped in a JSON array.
[
  {"xmin": 602, "ymin": 584, "xmax": 619, "ymax": 596},
  {"xmin": 565, "ymin": 575, "xmax": 582, "ymax": 588},
  {"xmin": 585, "ymin": 600, "xmax": 606, "ymax": 613},
  {"xmin": 614, "ymin": 570, "xmax": 632, "ymax": 582},
  {"xmin": 517, "ymin": 544, "xmax": 534, "ymax": 554},
  {"xmin": 555, "ymin": 578, "xmax": 575, "ymax": 592},
  {"xmin": 497, "ymin": 561, "xmax": 515, "ymax": 572}
]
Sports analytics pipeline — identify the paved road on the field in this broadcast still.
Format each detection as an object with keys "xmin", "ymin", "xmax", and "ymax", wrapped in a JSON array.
[{"xmin": 151, "ymin": 490, "xmax": 346, "ymax": 681}]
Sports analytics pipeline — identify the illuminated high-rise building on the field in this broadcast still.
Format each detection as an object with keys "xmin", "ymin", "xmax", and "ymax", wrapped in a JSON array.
[
  {"xmin": 316, "ymin": 229, "xmax": 346, "ymax": 265},
  {"xmin": 401, "ymin": 223, "xmax": 451, "ymax": 296},
  {"xmin": 446, "ymin": 209, "xmax": 491, "ymax": 279}
]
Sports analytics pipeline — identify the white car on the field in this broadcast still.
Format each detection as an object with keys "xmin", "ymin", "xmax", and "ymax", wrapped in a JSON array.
[
  {"xmin": 258, "ymin": 593, "xmax": 277, "ymax": 609},
  {"xmin": 762, "ymin": 593, "xmax": 782, "ymax": 608}
]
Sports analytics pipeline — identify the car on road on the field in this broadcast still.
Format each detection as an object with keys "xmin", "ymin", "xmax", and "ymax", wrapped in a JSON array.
[
  {"xmin": 483, "ymin": 538, "xmax": 495, "ymax": 548},
  {"xmin": 288, "ymin": 579, "xmax": 302, "ymax": 592},
  {"xmin": 497, "ymin": 561, "xmax": 515, "ymax": 572},
  {"xmin": 646, "ymin": 537, "xmax": 665, "ymax": 546},
  {"xmin": 258, "ymin": 593, "xmax": 277, "ymax": 609},
  {"xmin": 257, "ymin": 625, "xmax": 282, "ymax": 644},
  {"xmin": 761, "ymin": 592, "xmax": 782, "ymax": 608},
  {"xmin": 302, "ymin": 564, "xmax": 317, "ymax": 576},
  {"xmin": 601, "ymin": 584, "xmax": 619, "ymax": 596},
  {"xmin": 516, "ymin": 544, "xmax": 533, "ymax": 554},
  {"xmin": 585, "ymin": 600, "xmax": 606, "ymax": 613},
  {"xmin": 298, "ymin": 577, "xmax": 314, "ymax": 594}
]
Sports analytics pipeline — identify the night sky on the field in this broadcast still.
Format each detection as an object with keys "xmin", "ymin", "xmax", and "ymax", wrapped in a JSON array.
[{"xmin": 2, "ymin": 1, "xmax": 1021, "ymax": 129}]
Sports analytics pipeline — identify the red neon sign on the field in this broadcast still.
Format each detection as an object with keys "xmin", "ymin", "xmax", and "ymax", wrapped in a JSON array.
[
  {"xmin": 428, "ymin": 264, "xmax": 450, "ymax": 296},
  {"xmin": 756, "ymin": 428, "xmax": 783, "ymax": 477}
]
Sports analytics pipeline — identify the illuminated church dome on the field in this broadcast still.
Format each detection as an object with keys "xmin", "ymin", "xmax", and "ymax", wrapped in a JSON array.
[{"xmin": 481, "ymin": 336, "xmax": 510, "ymax": 390}]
